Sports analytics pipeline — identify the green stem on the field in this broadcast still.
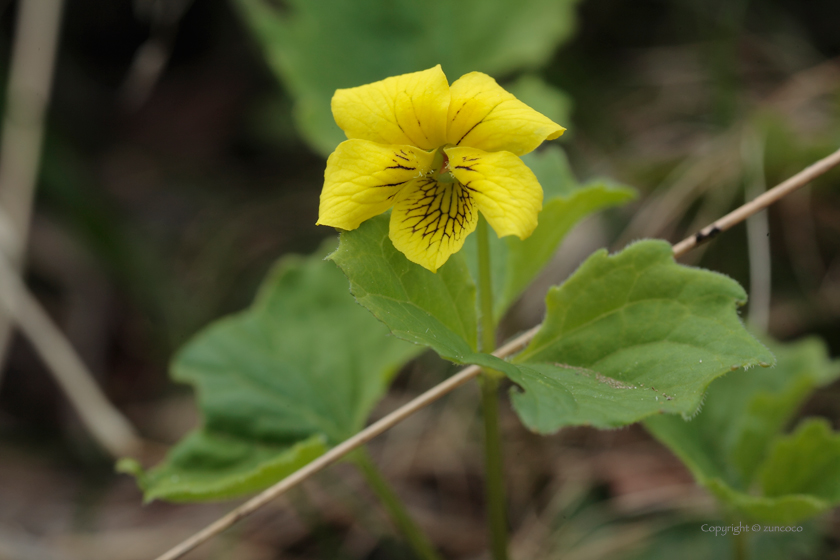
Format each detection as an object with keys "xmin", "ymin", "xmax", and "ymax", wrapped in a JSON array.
[
  {"xmin": 476, "ymin": 216, "xmax": 509, "ymax": 560},
  {"xmin": 477, "ymin": 216, "xmax": 496, "ymax": 354},
  {"xmin": 353, "ymin": 449, "xmax": 443, "ymax": 560},
  {"xmin": 731, "ymin": 519, "xmax": 749, "ymax": 560},
  {"xmin": 480, "ymin": 374, "xmax": 509, "ymax": 560}
]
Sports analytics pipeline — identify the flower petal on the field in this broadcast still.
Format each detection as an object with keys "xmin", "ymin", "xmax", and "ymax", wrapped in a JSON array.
[
  {"xmin": 445, "ymin": 146, "xmax": 542, "ymax": 239},
  {"xmin": 331, "ymin": 66, "xmax": 450, "ymax": 151},
  {"xmin": 318, "ymin": 140, "xmax": 434, "ymax": 231},
  {"xmin": 389, "ymin": 177, "xmax": 479, "ymax": 273},
  {"xmin": 446, "ymin": 72, "xmax": 565, "ymax": 156}
]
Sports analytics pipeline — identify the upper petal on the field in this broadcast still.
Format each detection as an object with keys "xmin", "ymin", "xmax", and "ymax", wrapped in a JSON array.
[
  {"xmin": 318, "ymin": 139, "xmax": 434, "ymax": 231},
  {"xmin": 331, "ymin": 66, "xmax": 450, "ymax": 151},
  {"xmin": 445, "ymin": 146, "xmax": 543, "ymax": 239},
  {"xmin": 446, "ymin": 72, "xmax": 565, "ymax": 156},
  {"xmin": 389, "ymin": 177, "xmax": 479, "ymax": 273}
]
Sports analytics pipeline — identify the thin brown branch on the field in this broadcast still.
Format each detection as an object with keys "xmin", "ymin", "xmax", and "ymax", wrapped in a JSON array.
[
  {"xmin": 0, "ymin": 254, "xmax": 141, "ymax": 458},
  {"xmin": 672, "ymin": 146, "xmax": 840, "ymax": 258},
  {"xmin": 153, "ymin": 147, "xmax": 840, "ymax": 560}
]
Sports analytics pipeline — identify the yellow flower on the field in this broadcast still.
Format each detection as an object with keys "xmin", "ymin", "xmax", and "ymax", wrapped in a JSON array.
[{"xmin": 317, "ymin": 65, "xmax": 565, "ymax": 272}]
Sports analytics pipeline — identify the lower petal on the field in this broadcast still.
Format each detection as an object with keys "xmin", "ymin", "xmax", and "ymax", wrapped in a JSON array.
[
  {"xmin": 318, "ymin": 140, "xmax": 433, "ymax": 231},
  {"xmin": 445, "ymin": 146, "xmax": 543, "ymax": 239},
  {"xmin": 389, "ymin": 178, "xmax": 479, "ymax": 273}
]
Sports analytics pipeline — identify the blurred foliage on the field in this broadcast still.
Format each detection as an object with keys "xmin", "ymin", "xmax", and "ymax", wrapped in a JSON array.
[
  {"xmin": 121, "ymin": 241, "xmax": 419, "ymax": 501},
  {"xmin": 646, "ymin": 336, "xmax": 840, "ymax": 524},
  {"xmin": 622, "ymin": 519, "xmax": 824, "ymax": 560},
  {"xmin": 234, "ymin": 0, "xmax": 579, "ymax": 154}
]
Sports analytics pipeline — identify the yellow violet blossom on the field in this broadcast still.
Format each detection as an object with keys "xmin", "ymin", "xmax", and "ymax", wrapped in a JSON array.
[{"xmin": 317, "ymin": 65, "xmax": 565, "ymax": 272}]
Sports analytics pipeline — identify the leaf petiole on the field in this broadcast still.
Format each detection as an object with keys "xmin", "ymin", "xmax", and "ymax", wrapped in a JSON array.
[{"xmin": 352, "ymin": 449, "xmax": 443, "ymax": 560}]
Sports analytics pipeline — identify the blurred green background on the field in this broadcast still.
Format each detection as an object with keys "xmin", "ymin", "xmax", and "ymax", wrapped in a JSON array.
[{"xmin": 0, "ymin": 0, "xmax": 838, "ymax": 558}]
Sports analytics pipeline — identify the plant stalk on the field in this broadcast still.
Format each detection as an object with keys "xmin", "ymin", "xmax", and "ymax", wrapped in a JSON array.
[
  {"xmin": 732, "ymin": 524, "xmax": 749, "ymax": 560},
  {"xmin": 353, "ymin": 449, "xmax": 442, "ymax": 560},
  {"xmin": 476, "ymin": 216, "xmax": 509, "ymax": 560},
  {"xmin": 480, "ymin": 374, "xmax": 509, "ymax": 560},
  {"xmin": 477, "ymin": 217, "xmax": 496, "ymax": 354}
]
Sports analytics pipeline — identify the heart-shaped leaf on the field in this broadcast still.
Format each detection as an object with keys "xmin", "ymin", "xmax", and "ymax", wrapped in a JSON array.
[
  {"xmin": 507, "ymin": 240, "xmax": 774, "ymax": 432},
  {"xmin": 120, "ymin": 242, "xmax": 420, "ymax": 501}
]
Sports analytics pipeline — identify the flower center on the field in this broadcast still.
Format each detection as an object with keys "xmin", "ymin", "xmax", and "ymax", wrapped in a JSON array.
[{"xmin": 430, "ymin": 145, "xmax": 456, "ymax": 184}]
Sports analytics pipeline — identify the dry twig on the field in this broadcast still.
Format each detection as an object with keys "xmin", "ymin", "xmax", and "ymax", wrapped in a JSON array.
[
  {"xmin": 743, "ymin": 130, "xmax": 771, "ymax": 332},
  {"xmin": 0, "ymin": 253, "xmax": 141, "ymax": 458},
  {"xmin": 671, "ymin": 147, "xmax": 840, "ymax": 257},
  {"xmin": 0, "ymin": 0, "xmax": 66, "ymax": 377}
]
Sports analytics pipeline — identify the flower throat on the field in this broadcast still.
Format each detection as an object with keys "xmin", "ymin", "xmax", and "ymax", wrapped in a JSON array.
[{"xmin": 430, "ymin": 145, "xmax": 457, "ymax": 184}]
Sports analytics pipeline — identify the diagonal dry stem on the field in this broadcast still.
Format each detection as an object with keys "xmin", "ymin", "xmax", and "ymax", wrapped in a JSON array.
[
  {"xmin": 671, "ymin": 146, "xmax": 840, "ymax": 258},
  {"xmin": 0, "ymin": 253, "xmax": 142, "ymax": 458},
  {"xmin": 0, "ymin": 0, "xmax": 66, "ymax": 381},
  {"xmin": 153, "ymin": 146, "xmax": 840, "ymax": 560}
]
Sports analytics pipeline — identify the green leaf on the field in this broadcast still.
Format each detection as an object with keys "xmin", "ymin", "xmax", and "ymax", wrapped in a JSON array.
[
  {"xmin": 462, "ymin": 146, "xmax": 637, "ymax": 319},
  {"xmin": 330, "ymin": 214, "xmax": 478, "ymax": 361},
  {"xmin": 333, "ymin": 225, "xmax": 774, "ymax": 437},
  {"xmin": 701, "ymin": 473, "xmax": 831, "ymax": 526},
  {"xmin": 702, "ymin": 420, "xmax": 840, "ymax": 524},
  {"xmin": 507, "ymin": 240, "xmax": 774, "ymax": 433},
  {"xmin": 329, "ymin": 214, "xmax": 519, "ymax": 378},
  {"xmin": 645, "ymin": 336, "xmax": 840, "ymax": 523},
  {"xmin": 122, "ymin": 241, "xmax": 420, "ymax": 501},
  {"xmin": 333, "ymin": 222, "xmax": 773, "ymax": 439},
  {"xmin": 117, "ymin": 434, "xmax": 326, "ymax": 503},
  {"xmin": 234, "ymin": 0, "xmax": 581, "ymax": 155},
  {"xmin": 761, "ymin": 419, "xmax": 840, "ymax": 501}
]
